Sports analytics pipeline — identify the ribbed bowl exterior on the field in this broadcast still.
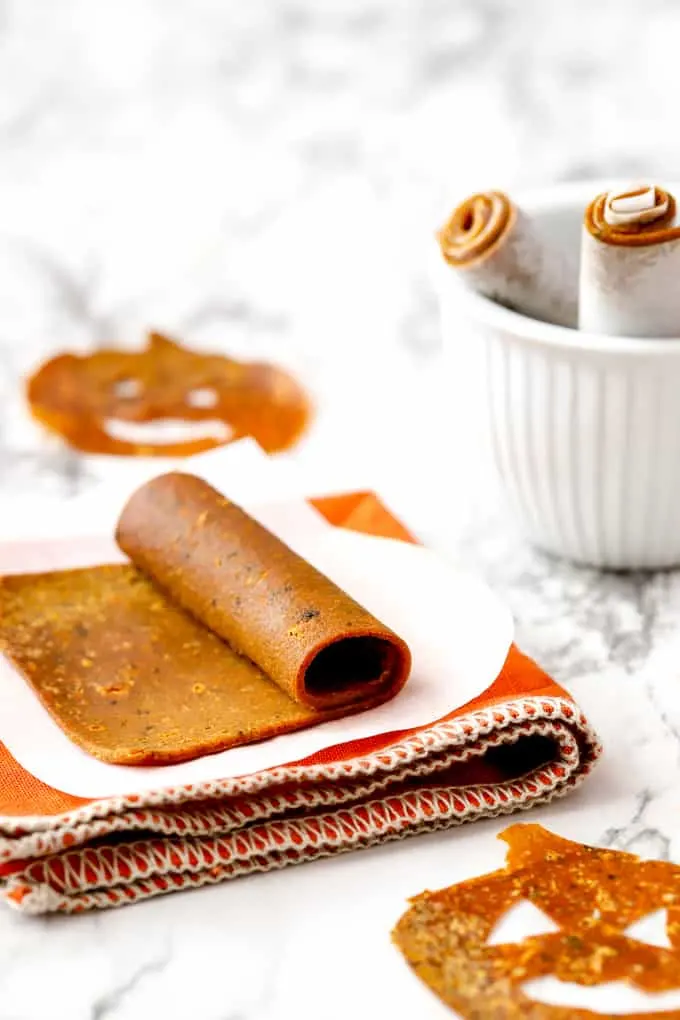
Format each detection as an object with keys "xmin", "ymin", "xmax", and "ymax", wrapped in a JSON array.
[{"xmin": 440, "ymin": 284, "xmax": 680, "ymax": 570}]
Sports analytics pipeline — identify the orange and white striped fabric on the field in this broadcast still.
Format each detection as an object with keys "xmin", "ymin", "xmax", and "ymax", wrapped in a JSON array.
[{"xmin": 0, "ymin": 493, "xmax": 601, "ymax": 915}]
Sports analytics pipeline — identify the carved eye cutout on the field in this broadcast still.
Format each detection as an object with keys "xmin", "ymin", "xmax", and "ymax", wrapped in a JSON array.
[
  {"xmin": 112, "ymin": 377, "xmax": 143, "ymax": 400},
  {"xmin": 486, "ymin": 899, "xmax": 559, "ymax": 946},
  {"xmin": 624, "ymin": 908, "xmax": 673, "ymax": 949},
  {"xmin": 186, "ymin": 387, "xmax": 219, "ymax": 410}
]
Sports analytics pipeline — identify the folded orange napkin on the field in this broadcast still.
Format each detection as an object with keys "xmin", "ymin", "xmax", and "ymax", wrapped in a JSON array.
[{"xmin": 0, "ymin": 493, "xmax": 601, "ymax": 915}]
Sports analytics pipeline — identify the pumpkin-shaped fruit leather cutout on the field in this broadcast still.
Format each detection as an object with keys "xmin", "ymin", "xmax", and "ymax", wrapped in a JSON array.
[
  {"xmin": 393, "ymin": 823, "xmax": 680, "ymax": 1018},
  {"xmin": 27, "ymin": 332, "xmax": 311, "ymax": 457}
]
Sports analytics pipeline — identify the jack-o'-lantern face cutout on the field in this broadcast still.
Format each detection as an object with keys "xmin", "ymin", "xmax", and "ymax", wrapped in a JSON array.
[
  {"xmin": 393, "ymin": 824, "xmax": 680, "ymax": 1018},
  {"xmin": 27, "ymin": 332, "xmax": 311, "ymax": 457}
]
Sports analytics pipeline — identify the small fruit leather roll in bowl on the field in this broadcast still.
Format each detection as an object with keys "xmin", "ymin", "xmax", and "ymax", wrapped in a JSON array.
[
  {"xmin": 579, "ymin": 183, "xmax": 680, "ymax": 337},
  {"xmin": 438, "ymin": 189, "xmax": 578, "ymax": 327},
  {"xmin": 116, "ymin": 473, "xmax": 412, "ymax": 715}
]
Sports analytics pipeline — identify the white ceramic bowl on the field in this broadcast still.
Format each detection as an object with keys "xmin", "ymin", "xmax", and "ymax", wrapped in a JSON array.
[{"xmin": 437, "ymin": 180, "xmax": 680, "ymax": 571}]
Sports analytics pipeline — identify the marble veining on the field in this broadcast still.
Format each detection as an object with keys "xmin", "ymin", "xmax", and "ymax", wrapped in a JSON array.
[{"xmin": 2, "ymin": 1, "xmax": 680, "ymax": 1017}]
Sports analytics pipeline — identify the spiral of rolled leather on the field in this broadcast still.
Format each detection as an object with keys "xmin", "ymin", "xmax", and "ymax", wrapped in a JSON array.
[
  {"xmin": 438, "ymin": 190, "xmax": 577, "ymax": 328},
  {"xmin": 438, "ymin": 191, "xmax": 514, "ymax": 268}
]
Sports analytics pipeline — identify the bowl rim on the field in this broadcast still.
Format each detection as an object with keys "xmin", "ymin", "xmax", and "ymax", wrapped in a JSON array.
[{"xmin": 439, "ymin": 177, "xmax": 680, "ymax": 357}]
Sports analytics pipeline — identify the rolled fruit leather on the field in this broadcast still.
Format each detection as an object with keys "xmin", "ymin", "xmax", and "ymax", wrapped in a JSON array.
[
  {"xmin": 438, "ymin": 190, "xmax": 578, "ymax": 327},
  {"xmin": 0, "ymin": 474, "xmax": 412, "ymax": 765},
  {"xmin": 116, "ymin": 473, "xmax": 412, "ymax": 713},
  {"xmin": 579, "ymin": 184, "xmax": 680, "ymax": 337}
]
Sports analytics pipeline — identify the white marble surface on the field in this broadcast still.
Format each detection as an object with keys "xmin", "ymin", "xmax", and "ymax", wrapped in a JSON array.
[{"xmin": 4, "ymin": 1, "xmax": 680, "ymax": 1017}]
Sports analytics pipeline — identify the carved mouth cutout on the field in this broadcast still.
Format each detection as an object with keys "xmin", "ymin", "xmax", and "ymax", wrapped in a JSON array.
[
  {"xmin": 104, "ymin": 418, "xmax": 233, "ymax": 446},
  {"xmin": 522, "ymin": 978, "xmax": 680, "ymax": 1014}
]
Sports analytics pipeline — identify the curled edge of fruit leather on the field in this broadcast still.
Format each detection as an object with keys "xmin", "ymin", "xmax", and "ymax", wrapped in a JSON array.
[
  {"xmin": 26, "ymin": 331, "xmax": 312, "ymax": 456},
  {"xmin": 585, "ymin": 185, "xmax": 679, "ymax": 247},
  {"xmin": 392, "ymin": 822, "xmax": 680, "ymax": 1019},
  {"xmin": 115, "ymin": 472, "xmax": 412, "ymax": 711}
]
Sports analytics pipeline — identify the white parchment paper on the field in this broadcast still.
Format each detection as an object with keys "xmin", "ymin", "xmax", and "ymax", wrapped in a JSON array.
[{"xmin": 0, "ymin": 441, "xmax": 514, "ymax": 798}]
